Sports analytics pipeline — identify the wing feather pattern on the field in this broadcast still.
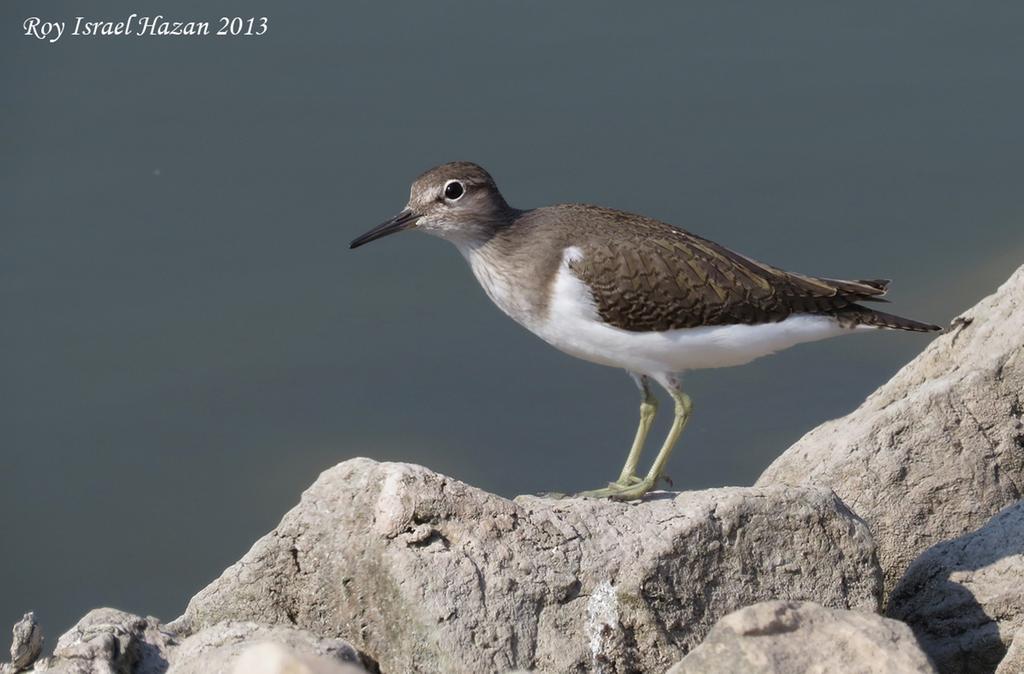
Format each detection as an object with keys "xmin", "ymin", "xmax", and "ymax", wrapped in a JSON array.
[{"xmin": 553, "ymin": 205, "xmax": 900, "ymax": 332}]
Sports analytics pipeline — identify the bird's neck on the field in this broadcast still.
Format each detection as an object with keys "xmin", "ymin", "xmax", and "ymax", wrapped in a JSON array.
[
  {"xmin": 456, "ymin": 239, "xmax": 537, "ymax": 327},
  {"xmin": 452, "ymin": 214, "xmax": 561, "ymax": 331},
  {"xmin": 443, "ymin": 208, "xmax": 522, "ymax": 251}
]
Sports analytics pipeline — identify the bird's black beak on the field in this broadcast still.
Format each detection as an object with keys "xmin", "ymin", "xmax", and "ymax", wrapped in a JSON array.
[{"xmin": 350, "ymin": 209, "xmax": 420, "ymax": 250}]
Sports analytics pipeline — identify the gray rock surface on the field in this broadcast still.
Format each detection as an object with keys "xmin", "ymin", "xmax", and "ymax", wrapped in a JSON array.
[
  {"xmin": 28, "ymin": 608, "xmax": 173, "ymax": 674},
  {"xmin": 758, "ymin": 265, "xmax": 1024, "ymax": 593},
  {"xmin": 228, "ymin": 643, "xmax": 367, "ymax": 674},
  {"xmin": 17, "ymin": 611, "xmax": 371, "ymax": 674},
  {"xmin": 665, "ymin": 600, "xmax": 937, "ymax": 674},
  {"xmin": 172, "ymin": 459, "xmax": 882, "ymax": 674},
  {"xmin": 887, "ymin": 501, "xmax": 1024, "ymax": 674},
  {"xmin": 7, "ymin": 612, "xmax": 43, "ymax": 672},
  {"xmin": 167, "ymin": 622, "xmax": 367, "ymax": 674},
  {"xmin": 995, "ymin": 627, "xmax": 1024, "ymax": 674}
]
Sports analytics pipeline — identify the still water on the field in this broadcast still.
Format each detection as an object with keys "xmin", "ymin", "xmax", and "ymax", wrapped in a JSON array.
[{"xmin": 2, "ymin": 0, "xmax": 1023, "ymax": 636}]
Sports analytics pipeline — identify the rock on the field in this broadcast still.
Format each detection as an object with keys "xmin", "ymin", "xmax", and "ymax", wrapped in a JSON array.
[
  {"xmin": 229, "ymin": 643, "xmax": 367, "ymax": 674},
  {"xmin": 21, "ymin": 612, "xmax": 371, "ymax": 674},
  {"xmin": 996, "ymin": 627, "xmax": 1024, "ymax": 674},
  {"xmin": 167, "ymin": 622, "xmax": 367, "ymax": 674},
  {"xmin": 886, "ymin": 501, "xmax": 1024, "ymax": 674},
  {"xmin": 29, "ymin": 608, "xmax": 173, "ymax": 674},
  {"xmin": 758, "ymin": 265, "xmax": 1024, "ymax": 593},
  {"xmin": 8, "ymin": 612, "xmax": 43, "ymax": 671},
  {"xmin": 172, "ymin": 459, "xmax": 882, "ymax": 674},
  {"xmin": 665, "ymin": 600, "xmax": 937, "ymax": 674}
]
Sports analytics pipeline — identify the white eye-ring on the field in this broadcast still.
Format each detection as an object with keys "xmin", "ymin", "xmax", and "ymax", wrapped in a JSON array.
[{"xmin": 443, "ymin": 179, "xmax": 465, "ymax": 201}]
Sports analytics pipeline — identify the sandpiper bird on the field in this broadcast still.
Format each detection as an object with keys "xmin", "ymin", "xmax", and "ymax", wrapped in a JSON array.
[{"xmin": 350, "ymin": 162, "xmax": 940, "ymax": 500}]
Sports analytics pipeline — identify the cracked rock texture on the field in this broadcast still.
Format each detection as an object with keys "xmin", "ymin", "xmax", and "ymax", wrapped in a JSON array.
[
  {"xmin": 758, "ymin": 265, "xmax": 1024, "ymax": 594},
  {"xmin": 172, "ymin": 459, "xmax": 881, "ymax": 674},
  {"xmin": 6, "ymin": 612, "xmax": 43, "ymax": 672},
  {"xmin": 887, "ymin": 501, "xmax": 1024, "ymax": 674},
  {"xmin": 995, "ymin": 627, "xmax": 1024, "ymax": 674},
  {"xmin": 18, "ymin": 611, "xmax": 370, "ymax": 674},
  {"xmin": 665, "ymin": 600, "xmax": 937, "ymax": 674},
  {"xmin": 227, "ymin": 643, "xmax": 367, "ymax": 674},
  {"xmin": 27, "ymin": 608, "xmax": 173, "ymax": 674},
  {"xmin": 167, "ymin": 622, "xmax": 368, "ymax": 674}
]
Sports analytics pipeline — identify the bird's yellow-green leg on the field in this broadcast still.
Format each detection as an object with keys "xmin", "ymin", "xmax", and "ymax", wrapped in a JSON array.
[
  {"xmin": 613, "ymin": 374, "xmax": 658, "ymax": 487},
  {"xmin": 609, "ymin": 376, "xmax": 693, "ymax": 501},
  {"xmin": 578, "ymin": 373, "xmax": 660, "ymax": 498}
]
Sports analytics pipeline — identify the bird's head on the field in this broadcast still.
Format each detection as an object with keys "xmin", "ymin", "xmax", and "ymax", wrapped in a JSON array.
[{"xmin": 350, "ymin": 161, "xmax": 513, "ymax": 250}]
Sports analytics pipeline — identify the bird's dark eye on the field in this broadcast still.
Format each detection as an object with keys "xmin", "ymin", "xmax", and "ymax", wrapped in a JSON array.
[{"xmin": 444, "ymin": 180, "xmax": 465, "ymax": 201}]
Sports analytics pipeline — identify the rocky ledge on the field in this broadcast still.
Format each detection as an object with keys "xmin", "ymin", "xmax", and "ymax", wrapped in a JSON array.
[
  {"xmin": 172, "ymin": 465, "xmax": 879, "ymax": 673},
  {"xmin": 4, "ymin": 266, "xmax": 1022, "ymax": 674},
  {"xmin": 758, "ymin": 264, "xmax": 1024, "ymax": 597}
]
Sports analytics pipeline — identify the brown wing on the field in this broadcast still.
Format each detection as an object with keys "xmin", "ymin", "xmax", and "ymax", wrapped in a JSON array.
[{"xmin": 564, "ymin": 210, "xmax": 888, "ymax": 332}]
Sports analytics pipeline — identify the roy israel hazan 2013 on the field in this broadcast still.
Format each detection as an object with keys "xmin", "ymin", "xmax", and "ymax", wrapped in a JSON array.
[{"xmin": 22, "ymin": 15, "xmax": 261, "ymax": 43}]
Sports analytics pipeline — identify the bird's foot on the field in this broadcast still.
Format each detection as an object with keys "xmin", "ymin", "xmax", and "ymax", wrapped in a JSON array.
[
  {"xmin": 576, "ymin": 474, "xmax": 640, "ymax": 497},
  {"xmin": 605, "ymin": 478, "xmax": 657, "ymax": 501},
  {"xmin": 534, "ymin": 491, "xmax": 569, "ymax": 499},
  {"xmin": 577, "ymin": 476, "xmax": 655, "ymax": 501},
  {"xmin": 575, "ymin": 485, "xmax": 623, "ymax": 499}
]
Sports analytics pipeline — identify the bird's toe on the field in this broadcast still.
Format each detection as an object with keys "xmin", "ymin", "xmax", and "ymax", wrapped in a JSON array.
[{"xmin": 577, "ymin": 477, "xmax": 654, "ymax": 500}]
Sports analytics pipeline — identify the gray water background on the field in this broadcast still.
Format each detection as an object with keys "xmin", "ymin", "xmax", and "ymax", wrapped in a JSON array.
[{"xmin": 3, "ymin": 1, "xmax": 1023, "ymax": 636}]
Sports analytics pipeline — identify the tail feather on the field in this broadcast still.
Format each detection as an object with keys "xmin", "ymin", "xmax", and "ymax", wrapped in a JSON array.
[
  {"xmin": 853, "ymin": 278, "xmax": 891, "ymax": 292},
  {"xmin": 817, "ymin": 276, "xmax": 891, "ymax": 301},
  {"xmin": 851, "ymin": 279, "xmax": 891, "ymax": 302},
  {"xmin": 837, "ymin": 304, "xmax": 942, "ymax": 332}
]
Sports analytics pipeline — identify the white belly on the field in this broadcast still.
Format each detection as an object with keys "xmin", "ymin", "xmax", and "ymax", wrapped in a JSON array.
[
  {"xmin": 530, "ymin": 247, "xmax": 858, "ymax": 376},
  {"xmin": 461, "ymin": 244, "xmax": 860, "ymax": 376}
]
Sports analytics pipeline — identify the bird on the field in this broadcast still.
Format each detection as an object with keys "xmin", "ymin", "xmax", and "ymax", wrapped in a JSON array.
[{"xmin": 350, "ymin": 162, "xmax": 941, "ymax": 500}]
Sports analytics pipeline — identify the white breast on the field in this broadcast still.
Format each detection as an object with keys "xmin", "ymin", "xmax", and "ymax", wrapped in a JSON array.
[{"xmin": 528, "ymin": 247, "xmax": 859, "ymax": 376}]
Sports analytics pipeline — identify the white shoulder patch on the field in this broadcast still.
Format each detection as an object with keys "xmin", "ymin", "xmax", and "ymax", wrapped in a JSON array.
[{"xmin": 562, "ymin": 245, "xmax": 585, "ymax": 266}]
